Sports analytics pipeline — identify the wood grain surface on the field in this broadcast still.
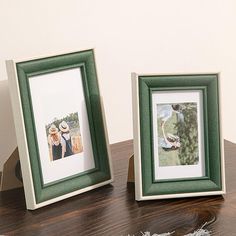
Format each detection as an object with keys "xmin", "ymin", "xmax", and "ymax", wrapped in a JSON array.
[{"xmin": 0, "ymin": 140, "xmax": 235, "ymax": 236}]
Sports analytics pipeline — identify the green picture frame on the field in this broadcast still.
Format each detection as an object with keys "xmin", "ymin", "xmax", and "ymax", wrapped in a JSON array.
[
  {"xmin": 132, "ymin": 73, "xmax": 225, "ymax": 200},
  {"xmin": 6, "ymin": 49, "xmax": 113, "ymax": 209}
]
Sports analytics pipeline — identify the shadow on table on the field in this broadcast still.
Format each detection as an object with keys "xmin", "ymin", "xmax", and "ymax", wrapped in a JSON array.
[{"xmin": 125, "ymin": 179, "xmax": 225, "ymax": 235}]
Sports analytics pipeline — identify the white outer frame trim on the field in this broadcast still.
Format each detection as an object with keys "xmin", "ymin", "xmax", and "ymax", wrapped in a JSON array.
[
  {"xmin": 6, "ymin": 49, "xmax": 114, "ymax": 210},
  {"xmin": 131, "ymin": 73, "xmax": 143, "ymax": 200},
  {"xmin": 132, "ymin": 72, "xmax": 226, "ymax": 201}
]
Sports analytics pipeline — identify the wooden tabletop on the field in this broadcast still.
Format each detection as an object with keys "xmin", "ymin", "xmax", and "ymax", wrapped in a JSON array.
[{"xmin": 0, "ymin": 140, "xmax": 235, "ymax": 236}]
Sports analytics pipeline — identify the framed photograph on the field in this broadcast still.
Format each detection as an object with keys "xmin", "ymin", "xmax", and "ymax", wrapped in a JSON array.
[
  {"xmin": 132, "ymin": 73, "xmax": 225, "ymax": 200},
  {"xmin": 6, "ymin": 49, "xmax": 113, "ymax": 209}
]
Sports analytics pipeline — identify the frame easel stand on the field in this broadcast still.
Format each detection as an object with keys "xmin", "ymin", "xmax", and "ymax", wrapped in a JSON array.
[
  {"xmin": 0, "ymin": 148, "xmax": 23, "ymax": 192},
  {"xmin": 0, "ymin": 149, "xmax": 134, "ymax": 191}
]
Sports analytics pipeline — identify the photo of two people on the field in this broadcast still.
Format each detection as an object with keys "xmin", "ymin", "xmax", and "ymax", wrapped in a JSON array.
[{"xmin": 46, "ymin": 112, "xmax": 83, "ymax": 161}]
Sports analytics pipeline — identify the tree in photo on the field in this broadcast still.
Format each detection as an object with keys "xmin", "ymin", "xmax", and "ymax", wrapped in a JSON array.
[{"xmin": 175, "ymin": 103, "xmax": 199, "ymax": 165}]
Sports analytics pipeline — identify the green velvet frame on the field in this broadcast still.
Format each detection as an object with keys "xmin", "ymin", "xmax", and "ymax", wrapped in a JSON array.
[
  {"xmin": 16, "ymin": 49, "xmax": 111, "ymax": 203},
  {"xmin": 138, "ymin": 74, "xmax": 222, "ymax": 196}
]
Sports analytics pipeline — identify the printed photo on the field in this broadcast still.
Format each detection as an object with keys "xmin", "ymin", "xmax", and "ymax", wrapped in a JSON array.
[
  {"xmin": 157, "ymin": 103, "xmax": 199, "ymax": 166},
  {"xmin": 45, "ymin": 112, "xmax": 83, "ymax": 161}
]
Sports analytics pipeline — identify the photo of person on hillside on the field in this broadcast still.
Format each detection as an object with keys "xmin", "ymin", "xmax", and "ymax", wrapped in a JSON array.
[{"xmin": 157, "ymin": 103, "xmax": 199, "ymax": 166}]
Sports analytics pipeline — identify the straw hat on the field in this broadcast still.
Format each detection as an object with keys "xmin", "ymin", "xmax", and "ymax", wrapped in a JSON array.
[
  {"xmin": 49, "ymin": 124, "xmax": 58, "ymax": 135},
  {"xmin": 59, "ymin": 121, "xmax": 69, "ymax": 132}
]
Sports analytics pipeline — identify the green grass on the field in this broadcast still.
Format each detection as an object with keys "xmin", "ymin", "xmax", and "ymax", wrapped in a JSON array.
[{"xmin": 157, "ymin": 114, "xmax": 181, "ymax": 166}]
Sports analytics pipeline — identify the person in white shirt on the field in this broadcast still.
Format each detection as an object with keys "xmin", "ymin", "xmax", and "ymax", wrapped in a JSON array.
[{"xmin": 159, "ymin": 124, "xmax": 180, "ymax": 151}]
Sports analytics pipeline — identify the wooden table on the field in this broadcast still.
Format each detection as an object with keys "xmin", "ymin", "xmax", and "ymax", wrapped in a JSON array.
[{"xmin": 0, "ymin": 140, "xmax": 235, "ymax": 235}]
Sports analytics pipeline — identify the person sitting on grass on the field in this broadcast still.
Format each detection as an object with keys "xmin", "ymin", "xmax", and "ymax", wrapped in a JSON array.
[
  {"xmin": 59, "ymin": 121, "xmax": 74, "ymax": 157},
  {"xmin": 159, "ymin": 124, "xmax": 180, "ymax": 151}
]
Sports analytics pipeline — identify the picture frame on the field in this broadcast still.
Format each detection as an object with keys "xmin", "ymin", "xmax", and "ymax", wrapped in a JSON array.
[
  {"xmin": 132, "ymin": 73, "xmax": 226, "ymax": 201},
  {"xmin": 6, "ymin": 49, "xmax": 113, "ymax": 209}
]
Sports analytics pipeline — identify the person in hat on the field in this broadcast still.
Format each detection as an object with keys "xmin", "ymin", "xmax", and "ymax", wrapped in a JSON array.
[
  {"xmin": 59, "ymin": 121, "xmax": 73, "ymax": 157},
  {"xmin": 48, "ymin": 124, "xmax": 65, "ymax": 161}
]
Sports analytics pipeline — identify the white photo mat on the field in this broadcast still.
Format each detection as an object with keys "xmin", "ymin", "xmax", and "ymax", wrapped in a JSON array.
[
  {"xmin": 152, "ymin": 90, "xmax": 205, "ymax": 180},
  {"xmin": 29, "ymin": 68, "xmax": 95, "ymax": 185}
]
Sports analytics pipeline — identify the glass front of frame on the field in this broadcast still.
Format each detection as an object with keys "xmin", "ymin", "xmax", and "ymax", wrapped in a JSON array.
[
  {"xmin": 152, "ymin": 90, "xmax": 205, "ymax": 180},
  {"xmin": 29, "ymin": 68, "xmax": 95, "ymax": 185}
]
